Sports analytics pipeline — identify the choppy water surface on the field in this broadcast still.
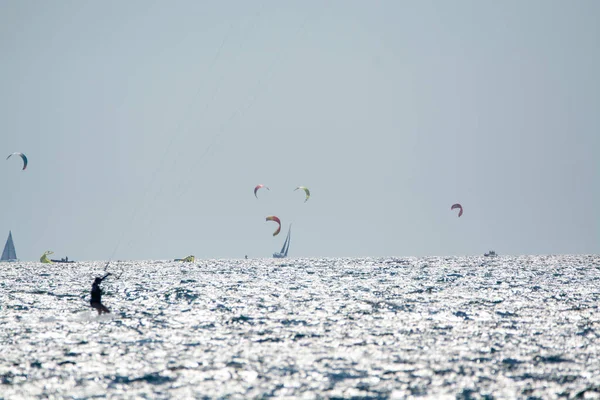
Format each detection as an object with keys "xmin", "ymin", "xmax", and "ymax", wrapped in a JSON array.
[{"xmin": 1, "ymin": 255, "xmax": 600, "ymax": 399}]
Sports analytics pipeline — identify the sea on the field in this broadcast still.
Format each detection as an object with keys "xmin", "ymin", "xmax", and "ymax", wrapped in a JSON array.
[{"xmin": 1, "ymin": 255, "xmax": 599, "ymax": 399}]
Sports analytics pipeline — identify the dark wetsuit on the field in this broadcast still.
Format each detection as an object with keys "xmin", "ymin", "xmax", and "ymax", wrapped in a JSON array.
[{"xmin": 90, "ymin": 273, "xmax": 111, "ymax": 314}]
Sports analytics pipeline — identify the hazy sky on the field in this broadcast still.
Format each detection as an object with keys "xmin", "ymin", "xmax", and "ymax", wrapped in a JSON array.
[{"xmin": 1, "ymin": 1, "xmax": 598, "ymax": 261}]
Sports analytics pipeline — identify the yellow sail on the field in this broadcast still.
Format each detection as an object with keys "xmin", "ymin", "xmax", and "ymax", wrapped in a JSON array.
[{"xmin": 40, "ymin": 250, "xmax": 53, "ymax": 263}]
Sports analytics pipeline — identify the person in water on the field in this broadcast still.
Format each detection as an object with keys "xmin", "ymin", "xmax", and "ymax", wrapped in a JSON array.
[{"xmin": 90, "ymin": 273, "xmax": 111, "ymax": 315}]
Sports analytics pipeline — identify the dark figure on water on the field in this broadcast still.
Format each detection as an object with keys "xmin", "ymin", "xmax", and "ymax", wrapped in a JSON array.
[{"xmin": 90, "ymin": 273, "xmax": 111, "ymax": 315}]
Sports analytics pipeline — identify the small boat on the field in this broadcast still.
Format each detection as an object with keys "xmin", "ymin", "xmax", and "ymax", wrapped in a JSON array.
[
  {"xmin": 51, "ymin": 258, "xmax": 75, "ymax": 264},
  {"xmin": 273, "ymin": 224, "xmax": 291, "ymax": 258},
  {"xmin": 175, "ymin": 255, "xmax": 195, "ymax": 262},
  {"xmin": 0, "ymin": 231, "xmax": 18, "ymax": 262},
  {"xmin": 484, "ymin": 250, "xmax": 497, "ymax": 257}
]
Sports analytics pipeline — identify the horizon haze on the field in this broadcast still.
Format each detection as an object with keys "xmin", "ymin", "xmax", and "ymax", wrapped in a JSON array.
[{"xmin": 1, "ymin": 1, "xmax": 598, "ymax": 261}]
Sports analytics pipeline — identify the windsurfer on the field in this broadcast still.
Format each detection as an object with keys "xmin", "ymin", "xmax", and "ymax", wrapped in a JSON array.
[{"xmin": 90, "ymin": 273, "xmax": 111, "ymax": 315}]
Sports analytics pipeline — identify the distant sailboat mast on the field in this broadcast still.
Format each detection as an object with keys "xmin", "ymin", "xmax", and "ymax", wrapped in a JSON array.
[
  {"xmin": 1, "ymin": 231, "xmax": 17, "ymax": 262},
  {"xmin": 273, "ymin": 224, "xmax": 291, "ymax": 258},
  {"xmin": 282, "ymin": 224, "xmax": 291, "ymax": 257}
]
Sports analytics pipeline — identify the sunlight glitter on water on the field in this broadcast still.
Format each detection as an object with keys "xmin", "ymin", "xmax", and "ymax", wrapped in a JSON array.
[{"xmin": 1, "ymin": 255, "xmax": 599, "ymax": 398}]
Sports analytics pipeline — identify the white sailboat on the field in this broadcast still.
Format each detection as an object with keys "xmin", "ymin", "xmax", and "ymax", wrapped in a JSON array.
[
  {"xmin": 1, "ymin": 231, "xmax": 18, "ymax": 262},
  {"xmin": 273, "ymin": 224, "xmax": 291, "ymax": 259}
]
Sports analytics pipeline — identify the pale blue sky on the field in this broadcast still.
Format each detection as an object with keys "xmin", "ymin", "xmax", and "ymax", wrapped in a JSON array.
[{"xmin": 1, "ymin": 1, "xmax": 598, "ymax": 261}]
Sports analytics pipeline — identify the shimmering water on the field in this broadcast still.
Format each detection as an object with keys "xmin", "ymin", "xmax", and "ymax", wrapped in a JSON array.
[{"xmin": 1, "ymin": 255, "xmax": 599, "ymax": 399}]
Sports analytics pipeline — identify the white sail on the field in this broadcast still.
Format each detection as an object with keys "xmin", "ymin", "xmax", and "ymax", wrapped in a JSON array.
[
  {"xmin": 1, "ymin": 231, "xmax": 17, "ymax": 262},
  {"xmin": 283, "ymin": 225, "xmax": 291, "ymax": 257},
  {"xmin": 273, "ymin": 225, "xmax": 291, "ymax": 259}
]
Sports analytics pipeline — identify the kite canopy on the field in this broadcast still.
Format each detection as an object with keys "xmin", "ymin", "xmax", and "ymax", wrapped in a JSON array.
[
  {"xmin": 294, "ymin": 186, "xmax": 310, "ymax": 202},
  {"xmin": 7, "ymin": 152, "xmax": 27, "ymax": 170},
  {"xmin": 254, "ymin": 184, "xmax": 269, "ymax": 198},
  {"xmin": 265, "ymin": 215, "xmax": 281, "ymax": 236},
  {"xmin": 451, "ymin": 203, "xmax": 463, "ymax": 217}
]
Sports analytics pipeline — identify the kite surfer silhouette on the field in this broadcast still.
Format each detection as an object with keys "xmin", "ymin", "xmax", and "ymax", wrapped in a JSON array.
[{"xmin": 90, "ymin": 273, "xmax": 111, "ymax": 315}]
